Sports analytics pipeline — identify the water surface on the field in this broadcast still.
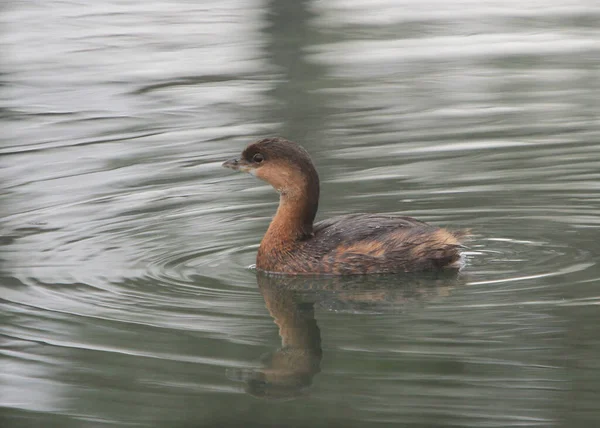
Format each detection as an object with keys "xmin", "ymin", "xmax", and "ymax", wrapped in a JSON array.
[{"xmin": 1, "ymin": 0, "xmax": 600, "ymax": 427}]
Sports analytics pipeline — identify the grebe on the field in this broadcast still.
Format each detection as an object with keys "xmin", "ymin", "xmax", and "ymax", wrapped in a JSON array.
[{"xmin": 223, "ymin": 137, "xmax": 465, "ymax": 275}]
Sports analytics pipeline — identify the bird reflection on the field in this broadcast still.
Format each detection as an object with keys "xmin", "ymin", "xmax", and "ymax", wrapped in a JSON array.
[
  {"xmin": 229, "ymin": 271, "xmax": 463, "ymax": 400},
  {"xmin": 228, "ymin": 273, "xmax": 322, "ymax": 400}
]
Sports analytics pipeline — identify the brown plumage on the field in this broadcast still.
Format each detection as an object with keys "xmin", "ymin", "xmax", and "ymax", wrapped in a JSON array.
[{"xmin": 223, "ymin": 137, "xmax": 466, "ymax": 275}]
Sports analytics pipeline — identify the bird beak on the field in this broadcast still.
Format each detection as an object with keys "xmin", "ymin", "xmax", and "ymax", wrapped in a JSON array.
[
  {"xmin": 222, "ymin": 157, "xmax": 252, "ymax": 173},
  {"xmin": 222, "ymin": 158, "xmax": 240, "ymax": 170}
]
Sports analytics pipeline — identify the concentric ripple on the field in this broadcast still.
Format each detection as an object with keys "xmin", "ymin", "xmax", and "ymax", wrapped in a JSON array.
[{"xmin": 2, "ymin": 0, "xmax": 600, "ymax": 425}]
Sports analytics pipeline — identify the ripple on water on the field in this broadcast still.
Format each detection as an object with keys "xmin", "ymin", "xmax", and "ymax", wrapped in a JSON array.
[{"xmin": 2, "ymin": 0, "xmax": 599, "ymax": 424}]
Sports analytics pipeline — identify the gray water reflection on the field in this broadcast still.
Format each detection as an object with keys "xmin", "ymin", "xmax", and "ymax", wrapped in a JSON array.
[
  {"xmin": 2, "ymin": 0, "xmax": 600, "ymax": 427},
  {"xmin": 229, "ymin": 272, "xmax": 468, "ymax": 401}
]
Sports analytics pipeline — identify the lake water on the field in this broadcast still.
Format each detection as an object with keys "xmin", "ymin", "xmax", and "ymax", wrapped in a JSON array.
[{"xmin": 1, "ymin": 0, "xmax": 600, "ymax": 427}]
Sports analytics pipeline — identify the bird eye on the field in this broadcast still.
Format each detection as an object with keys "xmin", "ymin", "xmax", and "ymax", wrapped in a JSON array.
[{"xmin": 252, "ymin": 153, "xmax": 264, "ymax": 163}]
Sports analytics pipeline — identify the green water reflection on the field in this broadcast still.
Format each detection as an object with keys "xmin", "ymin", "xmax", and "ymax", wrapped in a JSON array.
[{"xmin": 1, "ymin": 0, "xmax": 599, "ymax": 427}]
